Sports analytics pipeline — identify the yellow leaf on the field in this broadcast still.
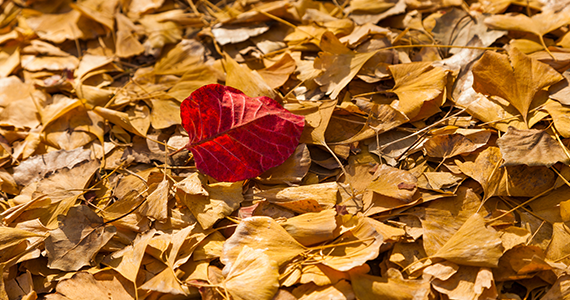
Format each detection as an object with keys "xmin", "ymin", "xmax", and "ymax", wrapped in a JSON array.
[
  {"xmin": 423, "ymin": 134, "xmax": 478, "ymax": 158},
  {"xmin": 224, "ymin": 53, "xmax": 277, "ymax": 100},
  {"xmin": 485, "ymin": 8, "xmax": 570, "ymax": 52},
  {"xmin": 314, "ymin": 32, "xmax": 377, "ymax": 100},
  {"xmin": 388, "ymin": 62, "xmax": 448, "ymax": 119},
  {"xmin": 350, "ymin": 268, "xmax": 430, "ymax": 300},
  {"xmin": 222, "ymin": 246, "xmax": 279, "ymax": 300},
  {"xmin": 221, "ymin": 217, "xmax": 306, "ymax": 269},
  {"xmin": 496, "ymin": 126, "xmax": 570, "ymax": 167},
  {"xmin": 280, "ymin": 209, "xmax": 337, "ymax": 246},
  {"xmin": 367, "ymin": 164, "xmax": 417, "ymax": 202},
  {"xmin": 434, "ymin": 213, "xmax": 503, "ymax": 267},
  {"xmin": 472, "ymin": 47, "xmax": 563, "ymax": 125}
]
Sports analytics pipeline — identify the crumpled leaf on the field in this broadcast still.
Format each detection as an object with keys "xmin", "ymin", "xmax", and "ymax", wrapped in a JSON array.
[
  {"xmin": 102, "ymin": 229, "xmax": 156, "ymax": 283},
  {"xmin": 45, "ymin": 205, "xmax": 116, "ymax": 271},
  {"xmin": 180, "ymin": 84, "xmax": 304, "ymax": 182},
  {"xmin": 472, "ymin": 46, "xmax": 563, "ymax": 125},
  {"xmin": 496, "ymin": 126, "xmax": 570, "ymax": 167},
  {"xmin": 431, "ymin": 266, "xmax": 497, "ymax": 300},
  {"xmin": 13, "ymin": 148, "xmax": 92, "ymax": 186}
]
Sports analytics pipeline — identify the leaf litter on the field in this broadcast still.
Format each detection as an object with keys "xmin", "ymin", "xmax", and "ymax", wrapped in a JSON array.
[{"xmin": 3, "ymin": 0, "xmax": 570, "ymax": 299}]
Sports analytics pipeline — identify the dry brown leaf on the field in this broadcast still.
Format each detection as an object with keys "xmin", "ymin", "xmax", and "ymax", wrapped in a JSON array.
[
  {"xmin": 256, "ymin": 53, "xmax": 296, "ymax": 89},
  {"xmin": 456, "ymin": 146, "xmax": 502, "ymax": 197},
  {"xmin": 102, "ymin": 229, "xmax": 156, "ymax": 283},
  {"xmin": 292, "ymin": 280, "xmax": 355, "ymax": 300},
  {"xmin": 543, "ymin": 100, "xmax": 570, "ymax": 138},
  {"xmin": 496, "ymin": 126, "xmax": 570, "ymax": 167},
  {"xmin": 26, "ymin": 10, "xmax": 105, "ymax": 43},
  {"xmin": 115, "ymin": 13, "xmax": 145, "ymax": 58},
  {"xmin": 182, "ymin": 180, "xmax": 243, "ymax": 230},
  {"xmin": 45, "ymin": 205, "xmax": 116, "ymax": 271},
  {"xmin": 224, "ymin": 53, "xmax": 277, "ymax": 100},
  {"xmin": 256, "ymin": 182, "xmax": 338, "ymax": 213},
  {"xmin": 432, "ymin": 266, "xmax": 497, "ymax": 300},
  {"xmin": 472, "ymin": 46, "xmax": 563, "ymax": 125},
  {"xmin": 426, "ymin": 133, "xmax": 480, "ymax": 156},
  {"xmin": 313, "ymin": 214, "xmax": 383, "ymax": 271},
  {"xmin": 13, "ymin": 148, "xmax": 92, "ymax": 186},
  {"xmin": 53, "ymin": 271, "xmax": 134, "ymax": 300}
]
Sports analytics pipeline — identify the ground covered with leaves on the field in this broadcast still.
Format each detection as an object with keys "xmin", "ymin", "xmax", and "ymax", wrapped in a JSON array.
[{"xmin": 3, "ymin": 0, "xmax": 570, "ymax": 299}]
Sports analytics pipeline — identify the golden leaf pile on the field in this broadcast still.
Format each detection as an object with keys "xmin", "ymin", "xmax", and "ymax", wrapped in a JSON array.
[{"xmin": 3, "ymin": 0, "xmax": 570, "ymax": 299}]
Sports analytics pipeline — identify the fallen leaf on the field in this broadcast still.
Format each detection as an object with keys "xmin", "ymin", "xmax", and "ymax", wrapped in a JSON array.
[
  {"xmin": 314, "ymin": 32, "xmax": 378, "ymax": 100},
  {"xmin": 221, "ymin": 216, "xmax": 306, "ymax": 270},
  {"xmin": 496, "ymin": 126, "xmax": 570, "ymax": 167},
  {"xmin": 350, "ymin": 268, "xmax": 431, "ymax": 300},
  {"xmin": 222, "ymin": 246, "xmax": 279, "ymax": 300},
  {"xmin": 484, "ymin": 8, "xmax": 570, "ymax": 53},
  {"xmin": 367, "ymin": 164, "xmax": 417, "ymax": 202},
  {"xmin": 472, "ymin": 46, "xmax": 563, "ymax": 125},
  {"xmin": 434, "ymin": 213, "xmax": 503, "ymax": 267},
  {"xmin": 45, "ymin": 205, "xmax": 116, "ymax": 271},
  {"xmin": 388, "ymin": 62, "xmax": 448, "ymax": 119},
  {"xmin": 180, "ymin": 84, "xmax": 304, "ymax": 182}
]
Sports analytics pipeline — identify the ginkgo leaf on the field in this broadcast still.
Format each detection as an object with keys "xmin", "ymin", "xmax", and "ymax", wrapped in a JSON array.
[
  {"xmin": 102, "ymin": 229, "xmax": 156, "ymax": 283},
  {"xmin": 280, "ymin": 209, "xmax": 337, "ymax": 246},
  {"xmin": 423, "ymin": 133, "xmax": 478, "ymax": 160},
  {"xmin": 180, "ymin": 84, "xmax": 304, "ymax": 182},
  {"xmin": 314, "ymin": 32, "xmax": 377, "ymax": 100},
  {"xmin": 434, "ymin": 213, "xmax": 503, "ymax": 267},
  {"xmin": 291, "ymin": 100, "xmax": 336, "ymax": 145},
  {"xmin": 543, "ymin": 100, "xmax": 570, "ymax": 138},
  {"xmin": 350, "ymin": 268, "xmax": 431, "ymax": 300},
  {"xmin": 314, "ymin": 214, "xmax": 384, "ymax": 271},
  {"xmin": 485, "ymin": 8, "xmax": 570, "ymax": 53},
  {"xmin": 222, "ymin": 246, "xmax": 280, "ymax": 300},
  {"xmin": 388, "ymin": 62, "xmax": 448, "ymax": 119},
  {"xmin": 496, "ymin": 126, "xmax": 570, "ymax": 167},
  {"xmin": 472, "ymin": 46, "xmax": 563, "ymax": 125},
  {"xmin": 221, "ymin": 217, "xmax": 306, "ymax": 270},
  {"xmin": 367, "ymin": 164, "xmax": 417, "ymax": 202},
  {"xmin": 456, "ymin": 146, "xmax": 503, "ymax": 197},
  {"xmin": 0, "ymin": 227, "xmax": 45, "ymax": 253},
  {"xmin": 45, "ymin": 205, "xmax": 116, "ymax": 271}
]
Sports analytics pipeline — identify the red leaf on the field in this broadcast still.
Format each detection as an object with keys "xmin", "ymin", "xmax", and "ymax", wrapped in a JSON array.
[{"xmin": 180, "ymin": 84, "xmax": 305, "ymax": 182}]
